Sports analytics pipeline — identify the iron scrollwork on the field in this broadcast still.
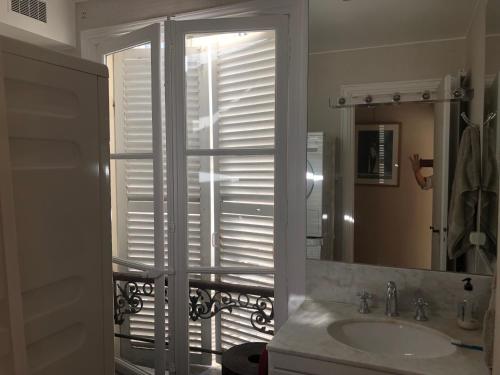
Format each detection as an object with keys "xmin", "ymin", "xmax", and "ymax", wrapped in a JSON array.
[
  {"xmin": 113, "ymin": 273, "xmax": 275, "ymax": 335},
  {"xmin": 189, "ymin": 289, "xmax": 235, "ymax": 320},
  {"xmin": 188, "ymin": 288, "xmax": 275, "ymax": 335},
  {"xmin": 114, "ymin": 280, "xmax": 154, "ymax": 325},
  {"xmin": 249, "ymin": 296, "xmax": 274, "ymax": 335}
]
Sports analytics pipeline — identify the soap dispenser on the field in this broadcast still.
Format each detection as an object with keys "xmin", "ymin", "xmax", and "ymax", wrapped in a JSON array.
[{"xmin": 457, "ymin": 278, "xmax": 480, "ymax": 330}]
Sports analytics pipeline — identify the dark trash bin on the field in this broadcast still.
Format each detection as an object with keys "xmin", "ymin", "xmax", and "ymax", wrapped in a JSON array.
[{"xmin": 221, "ymin": 342, "xmax": 267, "ymax": 375}]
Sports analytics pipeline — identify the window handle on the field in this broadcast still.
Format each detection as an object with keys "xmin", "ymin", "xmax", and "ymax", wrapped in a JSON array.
[{"xmin": 212, "ymin": 232, "xmax": 220, "ymax": 247}]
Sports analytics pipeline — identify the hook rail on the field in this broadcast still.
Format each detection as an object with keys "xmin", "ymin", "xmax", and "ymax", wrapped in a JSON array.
[{"xmin": 460, "ymin": 112, "xmax": 497, "ymax": 127}]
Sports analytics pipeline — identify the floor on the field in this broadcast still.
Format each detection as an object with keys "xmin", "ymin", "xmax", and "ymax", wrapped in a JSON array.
[
  {"xmin": 190, "ymin": 365, "xmax": 221, "ymax": 375},
  {"xmin": 116, "ymin": 364, "xmax": 221, "ymax": 375}
]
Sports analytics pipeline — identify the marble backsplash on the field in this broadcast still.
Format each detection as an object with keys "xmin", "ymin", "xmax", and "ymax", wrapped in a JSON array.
[{"xmin": 306, "ymin": 260, "xmax": 493, "ymax": 319}]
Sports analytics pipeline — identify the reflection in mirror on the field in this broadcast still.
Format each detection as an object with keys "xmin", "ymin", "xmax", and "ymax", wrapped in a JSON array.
[
  {"xmin": 353, "ymin": 105, "xmax": 437, "ymax": 270},
  {"xmin": 482, "ymin": 0, "xmax": 500, "ymax": 274},
  {"xmin": 307, "ymin": 0, "xmax": 496, "ymax": 275}
]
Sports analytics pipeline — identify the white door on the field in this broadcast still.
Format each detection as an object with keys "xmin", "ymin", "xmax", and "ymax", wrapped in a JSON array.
[
  {"xmin": 166, "ymin": 16, "xmax": 288, "ymax": 374},
  {"xmin": 0, "ymin": 41, "xmax": 113, "ymax": 373},
  {"xmin": 431, "ymin": 75, "xmax": 455, "ymax": 271},
  {"xmin": 97, "ymin": 24, "xmax": 169, "ymax": 374}
]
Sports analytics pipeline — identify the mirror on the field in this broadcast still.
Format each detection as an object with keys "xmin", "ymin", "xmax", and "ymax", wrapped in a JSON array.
[{"xmin": 307, "ymin": 0, "xmax": 497, "ymax": 275}]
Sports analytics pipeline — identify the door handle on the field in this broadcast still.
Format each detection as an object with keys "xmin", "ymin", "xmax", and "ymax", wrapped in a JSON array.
[{"xmin": 429, "ymin": 226, "xmax": 448, "ymax": 234}]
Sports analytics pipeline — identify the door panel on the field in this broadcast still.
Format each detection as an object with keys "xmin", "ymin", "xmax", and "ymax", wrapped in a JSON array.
[
  {"xmin": 98, "ymin": 23, "xmax": 167, "ymax": 374},
  {"xmin": 3, "ymin": 50, "xmax": 112, "ymax": 374},
  {"xmin": 432, "ymin": 75, "xmax": 453, "ymax": 271},
  {"xmin": 166, "ymin": 16, "xmax": 288, "ymax": 374}
]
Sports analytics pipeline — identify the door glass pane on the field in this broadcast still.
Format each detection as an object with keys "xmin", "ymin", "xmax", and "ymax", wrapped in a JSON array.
[
  {"xmin": 107, "ymin": 43, "xmax": 153, "ymax": 155},
  {"xmin": 105, "ymin": 34, "xmax": 168, "ymax": 374},
  {"xmin": 184, "ymin": 31, "xmax": 276, "ymax": 150},
  {"xmin": 112, "ymin": 271, "xmax": 168, "ymax": 368},
  {"xmin": 218, "ymin": 273, "xmax": 274, "ymax": 350},
  {"xmin": 187, "ymin": 155, "xmax": 275, "ymax": 269},
  {"xmin": 110, "ymin": 159, "xmax": 168, "ymax": 267},
  {"xmin": 186, "ymin": 274, "xmax": 213, "ymax": 369},
  {"xmin": 187, "ymin": 272, "xmax": 274, "ymax": 371}
]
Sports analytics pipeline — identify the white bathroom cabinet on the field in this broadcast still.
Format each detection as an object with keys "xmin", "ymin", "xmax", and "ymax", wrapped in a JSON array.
[{"xmin": 269, "ymin": 351, "xmax": 395, "ymax": 375}]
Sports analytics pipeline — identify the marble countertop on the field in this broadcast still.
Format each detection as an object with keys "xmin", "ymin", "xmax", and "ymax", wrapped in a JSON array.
[{"xmin": 268, "ymin": 300, "xmax": 490, "ymax": 375}]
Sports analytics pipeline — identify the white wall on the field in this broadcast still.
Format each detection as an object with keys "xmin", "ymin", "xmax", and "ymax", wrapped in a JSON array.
[
  {"xmin": 486, "ymin": 34, "xmax": 500, "ymax": 76},
  {"xmin": 306, "ymin": 260, "xmax": 492, "ymax": 319},
  {"xmin": 308, "ymin": 39, "xmax": 466, "ymax": 138},
  {"xmin": 0, "ymin": 0, "xmax": 76, "ymax": 50},
  {"xmin": 76, "ymin": 0, "xmax": 240, "ymax": 32},
  {"xmin": 465, "ymin": 0, "xmax": 486, "ymax": 124}
]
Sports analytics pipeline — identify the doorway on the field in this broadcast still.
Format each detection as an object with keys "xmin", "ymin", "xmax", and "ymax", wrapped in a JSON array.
[
  {"xmin": 98, "ymin": 16, "xmax": 290, "ymax": 375},
  {"xmin": 353, "ymin": 103, "xmax": 435, "ymax": 269}
]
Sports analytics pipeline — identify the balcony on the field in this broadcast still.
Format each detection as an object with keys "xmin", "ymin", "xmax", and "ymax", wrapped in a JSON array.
[{"xmin": 113, "ymin": 271, "xmax": 275, "ymax": 358}]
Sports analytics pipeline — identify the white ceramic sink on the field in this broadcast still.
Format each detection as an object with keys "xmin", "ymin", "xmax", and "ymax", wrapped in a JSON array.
[{"xmin": 328, "ymin": 319, "xmax": 456, "ymax": 359}]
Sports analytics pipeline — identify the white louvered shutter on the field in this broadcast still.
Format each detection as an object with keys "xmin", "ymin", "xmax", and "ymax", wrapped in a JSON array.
[{"xmin": 213, "ymin": 32, "xmax": 276, "ymax": 348}]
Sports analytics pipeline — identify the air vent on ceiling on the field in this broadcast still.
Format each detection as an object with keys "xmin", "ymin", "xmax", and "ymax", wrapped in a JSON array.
[{"xmin": 11, "ymin": 0, "xmax": 47, "ymax": 23}]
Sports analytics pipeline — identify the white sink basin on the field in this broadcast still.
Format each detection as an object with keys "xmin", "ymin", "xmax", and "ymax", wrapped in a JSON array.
[{"xmin": 328, "ymin": 319, "xmax": 456, "ymax": 359}]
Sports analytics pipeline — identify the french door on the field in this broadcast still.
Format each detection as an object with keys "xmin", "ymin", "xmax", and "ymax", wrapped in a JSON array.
[
  {"xmin": 97, "ymin": 23, "xmax": 169, "ymax": 373},
  {"xmin": 98, "ymin": 15, "xmax": 288, "ymax": 374}
]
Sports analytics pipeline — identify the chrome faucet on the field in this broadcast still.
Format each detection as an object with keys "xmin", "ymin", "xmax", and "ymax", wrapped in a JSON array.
[{"xmin": 385, "ymin": 281, "xmax": 399, "ymax": 317}]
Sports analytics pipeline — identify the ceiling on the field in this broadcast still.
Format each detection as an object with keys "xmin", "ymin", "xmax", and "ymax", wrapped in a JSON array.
[{"xmin": 309, "ymin": 0, "xmax": 479, "ymax": 53}]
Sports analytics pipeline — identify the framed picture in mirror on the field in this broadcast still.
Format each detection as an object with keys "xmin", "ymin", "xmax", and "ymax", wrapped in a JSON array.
[{"xmin": 355, "ymin": 123, "xmax": 400, "ymax": 186}]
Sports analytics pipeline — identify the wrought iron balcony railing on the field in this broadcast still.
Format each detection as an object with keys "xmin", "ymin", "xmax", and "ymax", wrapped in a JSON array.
[{"xmin": 113, "ymin": 272, "xmax": 275, "ymax": 336}]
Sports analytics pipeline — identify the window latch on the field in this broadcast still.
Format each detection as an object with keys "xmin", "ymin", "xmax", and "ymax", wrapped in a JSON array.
[{"xmin": 211, "ymin": 232, "xmax": 220, "ymax": 247}]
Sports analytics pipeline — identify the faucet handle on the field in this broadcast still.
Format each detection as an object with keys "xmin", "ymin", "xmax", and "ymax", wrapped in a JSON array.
[
  {"xmin": 357, "ymin": 290, "xmax": 372, "ymax": 314},
  {"xmin": 415, "ymin": 297, "xmax": 428, "ymax": 305},
  {"xmin": 357, "ymin": 290, "xmax": 372, "ymax": 299},
  {"xmin": 414, "ymin": 297, "xmax": 429, "ymax": 321}
]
